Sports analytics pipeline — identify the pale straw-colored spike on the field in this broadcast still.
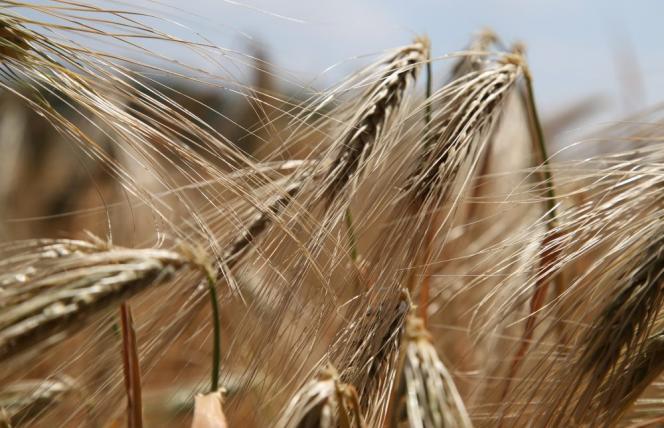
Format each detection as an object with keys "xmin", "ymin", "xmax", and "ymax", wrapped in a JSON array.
[
  {"xmin": 407, "ymin": 59, "xmax": 521, "ymax": 209},
  {"xmin": 387, "ymin": 314, "xmax": 472, "ymax": 428},
  {"xmin": 276, "ymin": 365, "xmax": 366, "ymax": 428},
  {"xmin": 0, "ymin": 239, "xmax": 211, "ymax": 362},
  {"xmin": 323, "ymin": 38, "xmax": 429, "ymax": 205}
]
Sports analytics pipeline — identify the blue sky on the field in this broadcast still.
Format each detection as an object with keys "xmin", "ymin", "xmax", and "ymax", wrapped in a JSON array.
[
  {"xmin": 28, "ymin": 0, "xmax": 659, "ymax": 121},
  {"xmin": 146, "ymin": 0, "xmax": 663, "ymax": 118}
]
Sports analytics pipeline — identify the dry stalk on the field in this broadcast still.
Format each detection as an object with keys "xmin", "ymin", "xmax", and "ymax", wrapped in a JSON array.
[
  {"xmin": 518, "ymin": 48, "xmax": 564, "ymax": 331},
  {"xmin": 120, "ymin": 303, "xmax": 143, "ymax": 428}
]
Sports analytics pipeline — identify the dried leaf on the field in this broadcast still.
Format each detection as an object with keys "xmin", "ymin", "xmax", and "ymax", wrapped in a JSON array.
[{"xmin": 192, "ymin": 391, "xmax": 228, "ymax": 428}]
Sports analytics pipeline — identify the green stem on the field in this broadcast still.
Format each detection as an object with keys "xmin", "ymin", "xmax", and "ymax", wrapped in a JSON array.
[
  {"xmin": 206, "ymin": 274, "xmax": 221, "ymax": 392},
  {"xmin": 425, "ymin": 53, "xmax": 432, "ymax": 127},
  {"xmin": 522, "ymin": 70, "xmax": 558, "ymax": 229},
  {"xmin": 345, "ymin": 208, "xmax": 358, "ymax": 262}
]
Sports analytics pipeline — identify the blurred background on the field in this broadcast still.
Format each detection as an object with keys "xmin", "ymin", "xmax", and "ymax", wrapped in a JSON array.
[
  {"xmin": 145, "ymin": 0, "xmax": 664, "ymax": 116},
  {"xmin": 3, "ymin": 0, "xmax": 664, "ymax": 241}
]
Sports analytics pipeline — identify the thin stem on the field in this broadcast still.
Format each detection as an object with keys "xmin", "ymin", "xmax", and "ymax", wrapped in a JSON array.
[
  {"xmin": 345, "ymin": 208, "xmax": 359, "ymax": 262},
  {"xmin": 418, "ymin": 45, "xmax": 434, "ymax": 326},
  {"xmin": 522, "ymin": 70, "xmax": 558, "ymax": 228},
  {"xmin": 418, "ymin": 214, "xmax": 436, "ymax": 327},
  {"xmin": 502, "ymin": 65, "xmax": 564, "ymax": 400},
  {"xmin": 425, "ymin": 52, "xmax": 432, "ymax": 127},
  {"xmin": 120, "ymin": 303, "xmax": 143, "ymax": 428},
  {"xmin": 206, "ymin": 274, "xmax": 222, "ymax": 392}
]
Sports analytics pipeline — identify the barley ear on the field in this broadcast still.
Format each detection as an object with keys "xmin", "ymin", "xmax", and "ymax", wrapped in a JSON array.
[
  {"xmin": 386, "ymin": 313, "xmax": 472, "ymax": 428},
  {"xmin": 0, "ymin": 239, "xmax": 209, "ymax": 363},
  {"xmin": 323, "ymin": 38, "xmax": 429, "ymax": 205},
  {"xmin": 276, "ymin": 365, "xmax": 367, "ymax": 428}
]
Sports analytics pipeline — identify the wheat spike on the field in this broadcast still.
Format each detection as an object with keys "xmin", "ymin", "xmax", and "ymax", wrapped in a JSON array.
[
  {"xmin": 322, "ymin": 38, "xmax": 429, "ymax": 205},
  {"xmin": 276, "ymin": 365, "xmax": 366, "ymax": 428},
  {"xmin": 327, "ymin": 290, "xmax": 411, "ymax": 426},
  {"xmin": 387, "ymin": 314, "xmax": 472, "ymax": 428},
  {"xmin": 407, "ymin": 58, "xmax": 521, "ymax": 209},
  {"xmin": 0, "ymin": 238, "xmax": 209, "ymax": 362},
  {"xmin": 543, "ymin": 232, "xmax": 664, "ymax": 425},
  {"xmin": 580, "ymin": 233, "xmax": 664, "ymax": 386},
  {"xmin": 597, "ymin": 329, "xmax": 664, "ymax": 424}
]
